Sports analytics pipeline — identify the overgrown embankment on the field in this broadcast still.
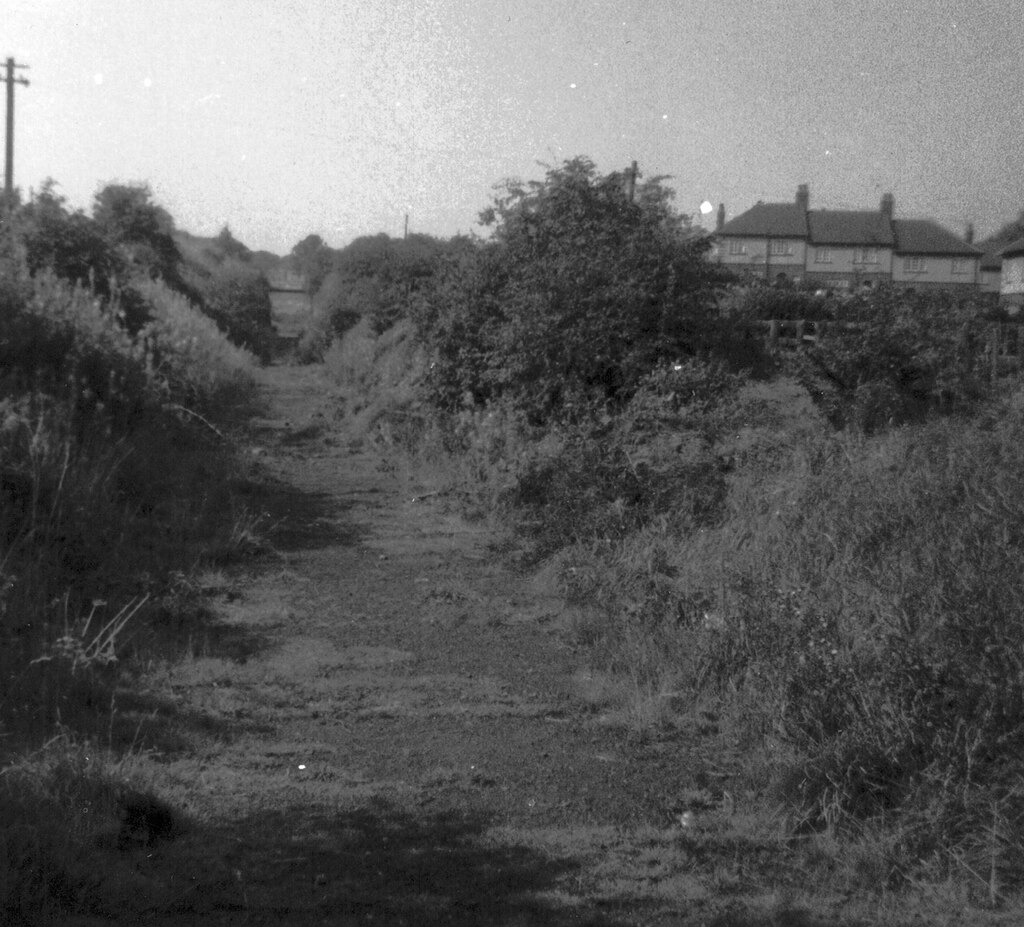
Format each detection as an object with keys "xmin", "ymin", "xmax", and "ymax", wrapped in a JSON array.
[
  {"xmin": 313, "ymin": 157, "xmax": 1024, "ymax": 911},
  {"xmin": 0, "ymin": 188, "xmax": 272, "ymax": 923}
]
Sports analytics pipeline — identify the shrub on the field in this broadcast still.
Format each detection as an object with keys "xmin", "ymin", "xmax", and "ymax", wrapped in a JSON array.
[
  {"xmin": 789, "ymin": 285, "xmax": 993, "ymax": 430},
  {"xmin": 414, "ymin": 158, "xmax": 729, "ymax": 422},
  {"xmin": 18, "ymin": 182, "xmax": 125, "ymax": 300},
  {"xmin": 135, "ymin": 279, "xmax": 256, "ymax": 414},
  {"xmin": 500, "ymin": 358, "xmax": 744, "ymax": 557},
  {"xmin": 194, "ymin": 258, "xmax": 275, "ymax": 362},
  {"xmin": 723, "ymin": 282, "xmax": 834, "ymax": 322}
]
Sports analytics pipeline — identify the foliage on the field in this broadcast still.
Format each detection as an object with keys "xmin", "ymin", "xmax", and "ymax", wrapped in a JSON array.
[
  {"xmin": 288, "ymin": 233, "xmax": 334, "ymax": 294},
  {"xmin": 18, "ymin": 181, "xmax": 125, "ymax": 300},
  {"xmin": 314, "ymin": 233, "xmax": 463, "ymax": 337},
  {"xmin": 213, "ymin": 224, "xmax": 252, "ymax": 262},
  {"xmin": 92, "ymin": 182, "xmax": 182, "ymax": 285},
  {"xmin": 786, "ymin": 285, "xmax": 994, "ymax": 431},
  {"xmin": 687, "ymin": 407, "xmax": 1024, "ymax": 878},
  {"xmin": 0, "ymin": 270, "xmax": 258, "ymax": 724},
  {"xmin": 489, "ymin": 358, "xmax": 744, "ymax": 558},
  {"xmin": 195, "ymin": 258, "xmax": 275, "ymax": 362},
  {"xmin": 135, "ymin": 279, "xmax": 256, "ymax": 412},
  {"xmin": 413, "ymin": 157, "xmax": 729, "ymax": 422},
  {"xmin": 722, "ymin": 282, "xmax": 834, "ymax": 321}
]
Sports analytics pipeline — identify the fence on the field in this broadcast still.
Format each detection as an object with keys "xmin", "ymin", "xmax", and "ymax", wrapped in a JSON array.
[{"xmin": 751, "ymin": 319, "xmax": 1022, "ymax": 376}]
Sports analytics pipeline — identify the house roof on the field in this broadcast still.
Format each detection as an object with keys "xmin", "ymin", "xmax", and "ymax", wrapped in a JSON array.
[
  {"xmin": 977, "ymin": 245, "xmax": 1004, "ymax": 271},
  {"xmin": 717, "ymin": 190, "xmax": 982, "ymax": 257},
  {"xmin": 808, "ymin": 210, "xmax": 895, "ymax": 246},
  {"xmin": 1000, "ymin": 236, "xmax": 1024, "ymax": 258},
  {"xmin": 717, "ymin": 201, "xmax": 807, "ymax": 238},
  {"xmin": 892, "ymin": 219, "xmax": 982, "ymax": 256}
]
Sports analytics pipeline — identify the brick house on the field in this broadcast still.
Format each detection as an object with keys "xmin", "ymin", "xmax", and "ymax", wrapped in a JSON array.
[
  {"xmin": 714, "ymin": 185, "xmax": 982, "ymax": 291},
  {"xmin": 1000, "ymin": 237, "xmax": 1024, "ymax": 308}
]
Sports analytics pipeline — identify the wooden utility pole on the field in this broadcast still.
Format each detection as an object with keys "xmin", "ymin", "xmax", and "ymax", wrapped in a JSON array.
[{"xmin": 2, "ymin": 58, "xmax": 30, "ymax": 200}]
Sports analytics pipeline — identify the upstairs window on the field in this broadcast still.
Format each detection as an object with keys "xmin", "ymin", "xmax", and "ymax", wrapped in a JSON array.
[
  {"xmin": 854, "ymin": 247, "xmax": 879, "ymax": 264},
  {"xmin": 728, "ymin": 240, "xmax": 747, "ymax": 255},
  {"xmin": 952, "ymin": 257, "xmax": 972, "ymax": 275},
  {"xmin": 769, "ymin": 240, "xmax": 793, "ymax": 256},
  {"xmin": 814, "ymin": 247, "xmax": 831, "ymax": 264},
  {"xmin": 904, "ymin": 256, "xmax": 927, "ymax": 273}
]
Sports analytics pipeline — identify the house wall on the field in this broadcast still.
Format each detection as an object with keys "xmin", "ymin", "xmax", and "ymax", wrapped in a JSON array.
[
  {"xmin": 980, "ymin": 268, "xmax": 1002, "ymax": 293},
  {"xmin": 1001, "ymin": 255, "xmax": 1024, "ymax": 304},
  {"xmin": 802, "ymin": 246, "xmax": 892, "ymax": 288},
  {"xmin": 717, "ymin": 237, "xmax": 806, "ymax": 279},
  {"xmin": 891, "ymin": 255, "xmax": 979, "ymax": 286}
]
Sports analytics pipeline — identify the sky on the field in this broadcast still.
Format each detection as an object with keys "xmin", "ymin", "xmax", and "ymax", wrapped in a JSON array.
[{"xmin": 5, "ymin": 0, "xmax": 1023, "ymax": 255}]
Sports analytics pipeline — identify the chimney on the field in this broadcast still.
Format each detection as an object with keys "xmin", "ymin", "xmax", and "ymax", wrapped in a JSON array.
[
  {"xmin": 796, "ymin": 183, "xmax": 809, "ymax": 211},
  {"xmin": 880, "ymin": 192, "xmax": 895, "ymax": 219},
  {"xmin": 965, "ymin": 222, "xmax": 975, "ymax": 244},
  {"xmin": 716, "ymin": 203, "xmax": 725, "ymax": 232}
]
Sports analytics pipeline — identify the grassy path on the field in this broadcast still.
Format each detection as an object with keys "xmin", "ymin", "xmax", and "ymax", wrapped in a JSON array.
[{"xmin": 88, "ymin": 362, "xmax": 851, "ymax": 926}]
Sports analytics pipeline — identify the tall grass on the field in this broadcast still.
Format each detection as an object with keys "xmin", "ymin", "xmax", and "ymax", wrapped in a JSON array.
[
  {"xmin": 356, "ymin": 303, "xmax": 1024, "ymax": 899},
  {"xmin": 0, "ymin": 264, "xmax": 262, "ymax": 922},
  {"xmin": 537, "ymin": 384, "xmax": 1024, "ymax": 895}
]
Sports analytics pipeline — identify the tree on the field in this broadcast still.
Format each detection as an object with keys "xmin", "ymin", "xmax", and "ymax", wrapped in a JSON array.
[
  {"xmin": 201, "ymin": 258, "xmax": 275, "ymax": 362},
  {"xmin": 289, "ymin": 234, "xmax": 334, "ymax": 294},
  {"xmin": 20, "ymin": 180, "xmax": 123, "ymax": 296},
  {"xmin": 214, "ymin": 225, "xmax": 251, "ymax": 263},
  {"xmin": 416, "ymin": 158, "xmax": 727, "ymax": 420},
  {"xmin": 93, "ymin": 183, "xmax": 181, "ymax": 282}
]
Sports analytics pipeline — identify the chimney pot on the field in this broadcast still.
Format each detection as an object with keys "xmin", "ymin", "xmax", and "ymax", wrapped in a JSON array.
[
  {"xmin": 716, "ymin": 203, "xmax": 725, "ymax": 232},
  {"xmin": 965, "ymin": 222, "xmax": 975, "ymax": 244},
  {"xmin": 880, "ymin": 192, "xmax": 895, "ymax": 219},
  {"xmin": 796, "ymin": 184, "xmax": 809, "ymax": 211}
]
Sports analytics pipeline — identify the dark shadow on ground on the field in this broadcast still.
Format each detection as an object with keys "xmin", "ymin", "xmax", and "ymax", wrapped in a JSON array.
[
  {"xmin": 235, "ymin": 475, "xmax": 368, "ymax": 553},
  {"xmin": 109, "ymin": 799, "xmax": 643, "ymax": 926},
  {"xmin": 0, "ymin": 659, "xmax": 274, "ymax": 758}
]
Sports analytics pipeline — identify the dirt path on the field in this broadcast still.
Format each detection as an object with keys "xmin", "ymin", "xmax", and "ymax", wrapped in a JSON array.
[{"xmin": 112, "ymin": 361, "xmax": 801, "ymax": 926}]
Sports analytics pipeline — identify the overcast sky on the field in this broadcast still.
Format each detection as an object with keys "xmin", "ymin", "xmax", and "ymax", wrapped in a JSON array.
[{"xmin": 6, "ymin": 0, "xmax": 1022, "ymax": 255}]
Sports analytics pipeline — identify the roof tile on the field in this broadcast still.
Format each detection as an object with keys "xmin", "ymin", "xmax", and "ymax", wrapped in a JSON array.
[
  {"xmin": 892, "ymin": 219, "xmax": 981, "ymax": 255},
  {"xmin": 808, "ymin": 210, "xmax": 894, "ymax": 246},
  {"xmin": 718, "ymin": 202, "xmax": 807, "ymax": 238}
]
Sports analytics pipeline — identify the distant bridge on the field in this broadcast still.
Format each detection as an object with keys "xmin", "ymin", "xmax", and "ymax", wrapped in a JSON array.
[{"xmin": 267, "ymin": 271, "xmax": 308, "ymax": 293}]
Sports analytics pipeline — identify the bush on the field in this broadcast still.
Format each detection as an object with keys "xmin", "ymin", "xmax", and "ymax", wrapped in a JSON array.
[
  {"xmin": 789, "ymin": 285, "xmax": 993, "ymax": 430},
  {"xmin": 194, "ymin": 258, "xmax": 275, "ymax": 362},
  {"xmin": 723, "ymin": 282, "xmax": 834, "ymax": 322},
  {"xmin": 499, "ymin": 358, "xmax": 744, "ymax": 558},
  {"xmin": 414, "ymin": 158, "xmax": 729, "ymax": 422},
  {"xmin": 135, "ymin": 279, "xmax": 256, "ymax": 414}
]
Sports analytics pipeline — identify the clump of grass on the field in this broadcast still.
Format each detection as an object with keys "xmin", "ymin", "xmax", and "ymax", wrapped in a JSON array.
[
  {"xmin": 0, "ymin": 736, "xmax": 185, "ymax": 924},
  {"xmin": 0, "ymin": 262, "xmax": 265, "ymax": 920}
]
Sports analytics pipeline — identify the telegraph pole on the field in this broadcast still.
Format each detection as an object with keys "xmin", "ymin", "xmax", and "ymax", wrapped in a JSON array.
[{"xmin": 2, "ymin": 58, "xmax": 30, "ymax": 201}]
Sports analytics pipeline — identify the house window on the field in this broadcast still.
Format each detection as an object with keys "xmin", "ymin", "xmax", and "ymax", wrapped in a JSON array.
[
  {"xmin": 952, "ymin": 257, "xmax": 972, "ymax": 275},
  {"xmin": 904, "ymin": 256, "xmax": 927, "ymax": 273},
  {"xmin": 854, "ymin": 247, "xmax": 878, "ymax": 264},
  {"xmin": 728, "ymin": 240, "xmax": 747, "ymax": 255},
  {"xmin": 814, "ymin": 247, "xmax": 831, "ymax": 264},
  {"xmin": 770, "ymin": 240, "xmax": 793, "ymax": 256}
]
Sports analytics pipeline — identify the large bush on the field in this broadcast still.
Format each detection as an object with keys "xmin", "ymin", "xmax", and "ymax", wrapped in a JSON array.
[
  {"xmin": 195, "ymin": 258, "xmax": 275, "ymax": 362},
  {"xmin": 414, "ymin": 158, "xmax": 729, "ymax": 421},
  {"xmin": 313, "ymin": 233, "xmax": 462, "ymax": 338},
  {"xmin": 783, "ymin": 285, "xmax": 995, "ymax": 430}
]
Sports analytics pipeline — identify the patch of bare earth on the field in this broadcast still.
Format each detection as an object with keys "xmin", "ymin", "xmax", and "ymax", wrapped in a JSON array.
[{"xmin": 85, "ymin": 363, "xmax": 868, "ymax": 926}]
